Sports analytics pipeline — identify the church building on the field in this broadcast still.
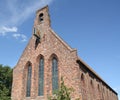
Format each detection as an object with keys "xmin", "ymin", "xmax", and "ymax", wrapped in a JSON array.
[{"xmin": 11, "ymin": 6, "xmax": 118, "ymax": 100}]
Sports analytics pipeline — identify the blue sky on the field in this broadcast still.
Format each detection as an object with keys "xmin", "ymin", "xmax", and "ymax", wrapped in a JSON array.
[{"xmin": 0, "ymin": 0, "xmax": 120, "ymax": 99}]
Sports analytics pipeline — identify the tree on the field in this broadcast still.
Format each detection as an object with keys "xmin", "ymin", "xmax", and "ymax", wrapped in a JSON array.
[
  {"xmin": 48, "ymin": 77, "xmax": 78, "ymax": 100},
  {"xmin": 0, "ymin": 65, "xmax": 13, "ymax": 100}
]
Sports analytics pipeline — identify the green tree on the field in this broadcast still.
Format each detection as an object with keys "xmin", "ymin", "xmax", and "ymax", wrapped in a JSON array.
[
  {"xmin": 0, "ymin": 64, "xmax": 13, "ymax": 100},
  {"xmin": 48, "ymin": 77, "xmax": 75, "ymax": 100}
]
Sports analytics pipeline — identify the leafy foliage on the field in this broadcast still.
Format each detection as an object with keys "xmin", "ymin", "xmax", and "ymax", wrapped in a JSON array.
[
  {"xmin": 48, "ymin": 77, "xmax": 74, "ymax": 100},
  {"xmin": 0, "ymin": 64, "xmax": 13, "ymax": 100}
]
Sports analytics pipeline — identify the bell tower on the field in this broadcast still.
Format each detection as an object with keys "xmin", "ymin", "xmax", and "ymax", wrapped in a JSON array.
[
  {"xmin": 34, "ymin": 5, "xmax": 51, "ymax": 27},
  {"xmin": 33, "ymin": 6, "xmax": 51, "ymax": 48}
]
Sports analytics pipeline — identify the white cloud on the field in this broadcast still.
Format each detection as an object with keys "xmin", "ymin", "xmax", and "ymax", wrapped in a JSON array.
[
  {"xmin": 0, "ymin": 0, "xmax": 54, "ymax": 42},
  {"xmin": 0, "ymin": 0, "xmax": 54, "ymax": 26},
  {"xmin": 12, "ymin": 33, "xmax": 27, "ymax": 42},
  {"xmin": 12, "ymin": 33, "xmax": 21, "ymax": 39},
  {"xmin": 0, "ymin": 26, "xmax": 27, "ymax": 42},
  {"xmin": 0, "ymin": 26, "xmax": 18, "ymax": 35}
]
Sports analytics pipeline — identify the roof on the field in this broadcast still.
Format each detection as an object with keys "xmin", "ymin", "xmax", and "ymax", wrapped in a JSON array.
[
  {"xmin": 76, "ymin": 57, "xmax": 118, "ymax": 95},
  {"xmin": 36, "ymin": 5, "xmax": 48, "ymax": 14}
]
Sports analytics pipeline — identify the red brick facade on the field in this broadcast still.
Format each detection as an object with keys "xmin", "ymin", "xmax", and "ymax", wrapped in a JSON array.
[{"xmin": 11, "ymin": 6, "xmax": 118, "ymax": 100}]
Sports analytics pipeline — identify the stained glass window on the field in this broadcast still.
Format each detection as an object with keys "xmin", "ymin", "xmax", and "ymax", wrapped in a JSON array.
[
  {"xmin": 52, "ymin": 57, "xmax": 58, "ymax": 92},
  {"xmin": 26, "ymin": 65, "xmax": 32, "ymax": 97},
  {"xmin": 38, "ymin": 57, "xmax": 44, "ymax": 96}
]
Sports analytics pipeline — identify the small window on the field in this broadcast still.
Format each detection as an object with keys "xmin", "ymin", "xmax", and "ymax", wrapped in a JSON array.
[
  {"xmin": 103, "ymin": 88, "xmax": 104, "ymax": 92},
  {"xmin": 39, "ymin": 13, "xmax": 44, "ymax": 22},
  {"xmin": 98, "ymin": 84, "xmax": 100, "ymax": 91},
  {"xmin": 81, "ymin": 73, "xmax": 85, "ymax": 86},
  {"xmin": 81, "ymin": 73, "xmax": 84, "ymax": 81},
  {"xmin": 90, "ymin": 80, "xmax": 93, "ymax": 87}
]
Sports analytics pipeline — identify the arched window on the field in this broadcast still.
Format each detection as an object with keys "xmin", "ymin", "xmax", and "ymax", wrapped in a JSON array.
[
  {"xmin": 52, "ymin": 57, "xmax": 58, "ymax": 92},
  {"xmin": 90, "ymin": 80, "xmax": 92, "ymax": 86},
  {"xmin": 81, "ymin": 73, "xmax": 84, "ymax": 81},
  {"xmin": 81, "ymin": 73, "xmax": 85, "ymax": 86},
  {"xmin": 38, "ymin": 57, "xmax": 44, "ymax": 96},
  {"xmin": 98, "ymin": 84, "xmax": 100, "ymax": 92},
  {"xmin": 39, "ymin": 13, "xmax": 44, "ymax": 22},
  {"xmin": 26, "ymin": 64, "xmax": 32, "ymax": 97}
]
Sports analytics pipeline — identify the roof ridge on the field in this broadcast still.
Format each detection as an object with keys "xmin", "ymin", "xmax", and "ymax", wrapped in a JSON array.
[{"xmin": 49, "ymin": 28, "xmax": 76, "ymax": 52}]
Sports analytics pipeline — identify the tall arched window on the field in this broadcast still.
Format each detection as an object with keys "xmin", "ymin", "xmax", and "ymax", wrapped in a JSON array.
[
  {"xmin": 26, "ymin": 64, "xmax": 32, "ymax": 97},
  {"xmin": 52, "ymin": 57, "xmax": 58, "ymax": 92},
  {"xmin": 38, "ymin": 57, "xmax": 44, "ymax": 96}
]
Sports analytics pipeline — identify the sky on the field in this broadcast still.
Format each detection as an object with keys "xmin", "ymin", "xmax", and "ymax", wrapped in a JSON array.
[{"xmin": 0, "ymin": 0, "xmax": 120, "ymax": 99}]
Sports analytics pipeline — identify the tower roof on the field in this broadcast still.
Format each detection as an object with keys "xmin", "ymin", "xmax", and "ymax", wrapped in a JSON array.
[{"xmin": 36, "ymin": 5, "xmax": 48, "ymax": 14}]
